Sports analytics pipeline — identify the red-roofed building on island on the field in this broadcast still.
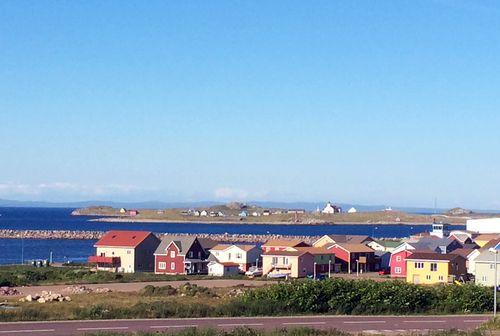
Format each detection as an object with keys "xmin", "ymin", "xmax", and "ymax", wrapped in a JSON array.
[{"xmin": 88, "ymin": 230, "xmax": 160, "ymax": 273}]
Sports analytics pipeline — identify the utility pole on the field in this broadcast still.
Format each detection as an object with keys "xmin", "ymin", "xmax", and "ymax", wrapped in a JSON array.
[
  {"xmin": 328, "ymin": 259, "xmax": 332, "ymax": 278},
  {"xmin": 21, "ymin": 231, "xmax": 24, "ymax": 265},
  {"xmin": 313, "ymin": 262, "xmax": 317, "ymax": 279},
  {"xmin": 490, "ymin": 247, "xmax": 498, "ymax": 318}
]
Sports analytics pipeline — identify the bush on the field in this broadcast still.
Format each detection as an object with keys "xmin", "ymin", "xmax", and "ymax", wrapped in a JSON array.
[{"xmin": 238, "ymin": 279, "xmax": 493, "ymax": 315}]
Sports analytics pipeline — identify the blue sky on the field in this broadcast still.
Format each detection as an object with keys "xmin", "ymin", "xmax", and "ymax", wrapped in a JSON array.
[{"xmin": 1, "ymin": 1, "xmax": 500, "ymax": 209}]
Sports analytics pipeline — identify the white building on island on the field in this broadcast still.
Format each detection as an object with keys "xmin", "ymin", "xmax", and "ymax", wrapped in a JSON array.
[{"xmin": 322, "ymin": 202, "xmax": 341, "ymax": 214}]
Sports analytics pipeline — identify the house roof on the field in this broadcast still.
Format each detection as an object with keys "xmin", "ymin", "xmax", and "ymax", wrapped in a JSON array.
[
  {"xmin": 480, "ymin": 238, "xmax": 500, "ymax": 251},
  {"xmin": 474, "ymin": 234, "xmax": 500, "ymax": 242},
  {"xmin": 154, "ymin": 235, "xmax": 197, "ymax": 255},
  {"xmin": 94, "ymin": 230, "xmax": 153, "ymax": 248},
  {"xmin": 208, "ymin": 260, "xmax": 240, "ymax": 267},
  {"xmin": 406, "ymin": 252, "xmax": 464, "ymax": 262},
  {"xmin": 332, "ymin": 243, "xmax": 374, "ymax": 253},
  {"xmin": 262, "ymin": 250, "xmax": 311, "ymax": 257},
  {"xmin": 475, "ymin": 249, "xmax": 500, "ymax": 263},
  {"xmin": 450, "ymin": 233, "xmax": 471, "ymax": 243},
  {"xmin": 409, "ymin": 237, "xmax": 459, "ymax": 252},
  {"xmin": 262, "ymin": 239, "xmax": 308, "ymax": 247},
  {"xmin": 450, "ymin": 248, "xmax": 476, "ymax": 258},
  {"xmin": 320, "ymin": 235, "xmax": 372, "ymax": 244},
  {"xmin": 198, "ymin": 238, "xmax": 219, "ymax": 250},
  {"xmin": 373, "ymin": 240, "xmax": 402, "ymax": 248},
  {"xmin": 210, "ymin": 243, "xmax": 258, "ymax": 252},
  {"xmin": 294, "ymin": 246, "xmax": 335, "ymax": 255}
]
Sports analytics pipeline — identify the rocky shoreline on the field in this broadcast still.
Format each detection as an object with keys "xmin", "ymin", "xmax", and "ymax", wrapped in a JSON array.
[{"xmin": 0, "ymin": 229, "xmax": 324, "ymax": 244}]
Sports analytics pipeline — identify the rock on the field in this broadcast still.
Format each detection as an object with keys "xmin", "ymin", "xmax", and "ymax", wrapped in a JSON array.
[
  {"xmin": 25, "ymin": 295, "xmax": 32, "ymax": 302},
  {"xmin": 64, "ymin": 296, "xmax": 71, "ymax": 302},
  {"xmin": 37, "ymin": 298, "xmax": 46, "ymax": 303}
]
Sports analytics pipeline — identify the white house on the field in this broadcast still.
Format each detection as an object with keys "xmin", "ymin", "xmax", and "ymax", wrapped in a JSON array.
[
  {"xmin": 467, "ymin": 218, "xmax": 500, "ymax": 234},
  {"xmin": 200, "ymin": 210, "xmax": 208, "ymax": 217},
  {"xmin": 209, "ymin": 243, "xmax": 261, "ymax": 271},
  {"xmin": 322, "ymin": 202, "xmax": 336, "ymax": 214},
  {"xmin": 347, "ymin": 207, "xmax": 357, "ymax": 213},
  {"xmin": 207, "ymin": 260, "xmax": 240, "ymax": 277}
]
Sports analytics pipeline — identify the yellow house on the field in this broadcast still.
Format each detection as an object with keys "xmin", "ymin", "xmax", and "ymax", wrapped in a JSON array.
[
  {"xmin": 406, "ymin": 252, "xmax": 467, "ymax": 285},
  {"xmin": 262, "ymin": 250, "xmax": 315, "ymax": 278}
]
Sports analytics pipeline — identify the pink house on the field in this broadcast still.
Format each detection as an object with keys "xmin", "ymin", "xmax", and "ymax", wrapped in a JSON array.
[{"xmin": 389, "ymin": 248, "xmax": 414, "ymax": 278}]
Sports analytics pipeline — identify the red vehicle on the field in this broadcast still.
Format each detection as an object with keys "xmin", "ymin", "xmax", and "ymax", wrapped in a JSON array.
[{"xmin": 378, "ymin": 268, "xmax": 390, "ymax": 275}]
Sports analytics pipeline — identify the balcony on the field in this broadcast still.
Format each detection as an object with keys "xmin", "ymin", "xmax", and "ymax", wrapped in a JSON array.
[{"xmin": 88, "ymin": 256, "xmax": 121, "ymax": 265}]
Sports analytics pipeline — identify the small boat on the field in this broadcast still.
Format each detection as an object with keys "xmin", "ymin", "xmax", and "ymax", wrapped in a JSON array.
[{"xmin": 267, "ymin": 272, "xmax": 288, "ymax": 279}]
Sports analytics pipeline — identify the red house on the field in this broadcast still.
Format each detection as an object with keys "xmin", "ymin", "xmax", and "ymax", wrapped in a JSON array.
[
  {"xmin": 154, "ymin": 236, "xmax": 209, "ymax": 274},
  {"xmin": 389, "ymin": 247, "xmax": 414, "ymax": 278},
  {"xmin": 327, "ymin": 243, "xmax": 376, "ymax": 273}
]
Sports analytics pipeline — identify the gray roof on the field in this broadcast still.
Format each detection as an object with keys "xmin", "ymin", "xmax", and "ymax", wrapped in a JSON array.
[
  {"xmin": 475, "ymin": 249, "xmax": 500, "ymax": 263},
  {"xmin": 154, "ymin": 235, "xmax": 197, "ymax": 255},
  {"xmin": 324, "ymin": 235, "xmax": 373, "ymax": 244},
  {"xmin": 410, "ymin": 237, "xmax": 459, "ymax": 252},
  {"xmin": 198, "ymin": 238, "xmax": 219, "ymax": 250}
]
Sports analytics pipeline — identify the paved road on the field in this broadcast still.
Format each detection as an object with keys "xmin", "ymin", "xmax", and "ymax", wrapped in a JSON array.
[
  {"xmin": 0, "ymin": 315, "xmax": 491, "ymax": 335},
  {"xmin": 8, "ymin": 280, "xmax": 270, "ymax": 297}
]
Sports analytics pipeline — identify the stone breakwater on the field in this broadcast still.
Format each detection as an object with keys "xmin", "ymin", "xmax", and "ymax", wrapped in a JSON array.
[{"xmin": 0, "ymin": 229, "xmax": 321, "ymax": 244}]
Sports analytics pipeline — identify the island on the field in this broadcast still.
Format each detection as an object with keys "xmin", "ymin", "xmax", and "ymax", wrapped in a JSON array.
[{"xmin": 70, "ymin": 202, "xmax": 486, "ymax": 225}]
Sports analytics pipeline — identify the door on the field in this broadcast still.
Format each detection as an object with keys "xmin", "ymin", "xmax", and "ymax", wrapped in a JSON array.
[{"xmin": 413, "ymin": 275, "xmax": 420, "ymax": 284}]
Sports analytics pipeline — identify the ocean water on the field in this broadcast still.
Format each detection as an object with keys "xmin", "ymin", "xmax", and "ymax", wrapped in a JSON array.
[{"xmin": 0, "ymin": 207, "xmax": 465, "ymax": 264}]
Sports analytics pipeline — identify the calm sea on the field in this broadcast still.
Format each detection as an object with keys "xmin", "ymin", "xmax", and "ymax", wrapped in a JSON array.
[{"xmin": 0, "ymin": 207, "xmax": 465, "ymax": 265}]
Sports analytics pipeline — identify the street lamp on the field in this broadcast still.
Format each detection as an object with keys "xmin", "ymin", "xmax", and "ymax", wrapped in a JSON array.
[
  {"xmin": 490, "ymin": 247, "xmax": 498, "ymax": 318},
  {"xmin": 313, "ymin": 262, "xmax": 317, "ymax": 279}
]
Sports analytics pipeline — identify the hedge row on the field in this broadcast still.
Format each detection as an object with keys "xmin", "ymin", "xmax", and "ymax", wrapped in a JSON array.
[{"xmin": 238, "ymin": 279, "xmax": 493, "ymax": 315}]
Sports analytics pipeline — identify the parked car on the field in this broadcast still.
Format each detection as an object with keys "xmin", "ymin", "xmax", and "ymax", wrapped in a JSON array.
[
  {"xmin": 378, "ymin": 269, "xmax": 390, "ymax": 275},
  {"xmin": 307, "ymin": 274, "xmax": 326, "ymax": 281},
  {"xmin": 245, "ymin": 266, "xmax": 263, "ymax": 277}
]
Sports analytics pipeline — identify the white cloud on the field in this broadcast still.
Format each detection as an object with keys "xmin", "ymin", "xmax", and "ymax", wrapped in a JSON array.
[{"xmin": 0, "ymin": 182, "xmax": 151, "ymax": 200}]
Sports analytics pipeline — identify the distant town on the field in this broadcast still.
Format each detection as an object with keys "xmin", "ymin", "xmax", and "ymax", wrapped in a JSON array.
[{"xmin": 70, "ymin": 201, "xmax": 497, "ymax": 225}]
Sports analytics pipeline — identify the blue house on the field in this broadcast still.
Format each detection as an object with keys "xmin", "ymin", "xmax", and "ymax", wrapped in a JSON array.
[{"xmin": 239, "ymin": 211, "xmax": 248, "ymax": 217}]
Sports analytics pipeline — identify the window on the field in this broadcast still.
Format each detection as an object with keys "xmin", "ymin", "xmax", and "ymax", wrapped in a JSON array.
[
  {"xmin": 414, "ymin": 262, "xmax": 424, "ymax": 269},
  {"xmin": 426, "ymin": 275, "xmax": 431, "ymax": 280},
  {"xmin": 272, "ymin": 257, "xmax": 278, "ymax": 265},
  {"xmin": 395, "ymin": 267, "xmax": 402, "ymax": 274},
  {"xmin": 127, "ymin": 250, "xmax": 132, "ymax": 255},
  {"xmin": 228, "ymin": 253, "xmax": 232, "ymax": 260},
  {"xmin": 170, "ymin": 251, "xmax": 175, "ymax": 258},
  {"xmin": 158, "ymin": 262, "xmax": 166, "ymax": 270},
  {"xmin": 170, "ymin": 262, "xmax": 175, "ymax": 270},
  {"xmin": 188, "ymin": 251, "xmax": 193, "ymax": 258},
  {"xmin": 430, "ymin": 263, "xmax": 438, "ymax": 272},
  {"xmin": 439, "ymin": 275, "xmax": 444, "ymax": 281},
  {"xmin": 482, "ymin": 276, "xmax": 487, "ymax": 282},
  {"xmin": 198, "ymin": 252, "xmax": 202, "ymax": 259},
  {"xmin": 491, "ymin": 264, "xmax": 495, "ymax": 270},
  {"xmin": 282, "ymin": 257, "xmax": 289, "ymax": 265},
  {"xmin": 396, "ymin": 256, "xmax": 401, "ymax": 262}
]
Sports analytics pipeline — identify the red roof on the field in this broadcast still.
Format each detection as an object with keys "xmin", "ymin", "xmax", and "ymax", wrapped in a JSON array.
[{"xmin": 94, "ymin": 230, "xmax": 153, "ymax": 248}]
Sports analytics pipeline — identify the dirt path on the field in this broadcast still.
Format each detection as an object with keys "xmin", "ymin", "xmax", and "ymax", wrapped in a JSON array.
[{"xmin": 7, "ymin": 279, "xmax": 270, "ymax": 297}]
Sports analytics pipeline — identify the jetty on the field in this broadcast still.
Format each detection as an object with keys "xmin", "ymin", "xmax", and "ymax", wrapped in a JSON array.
[{"xmin": 0, "ymin": 229, "xmax": 321, "ymax": 244}]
